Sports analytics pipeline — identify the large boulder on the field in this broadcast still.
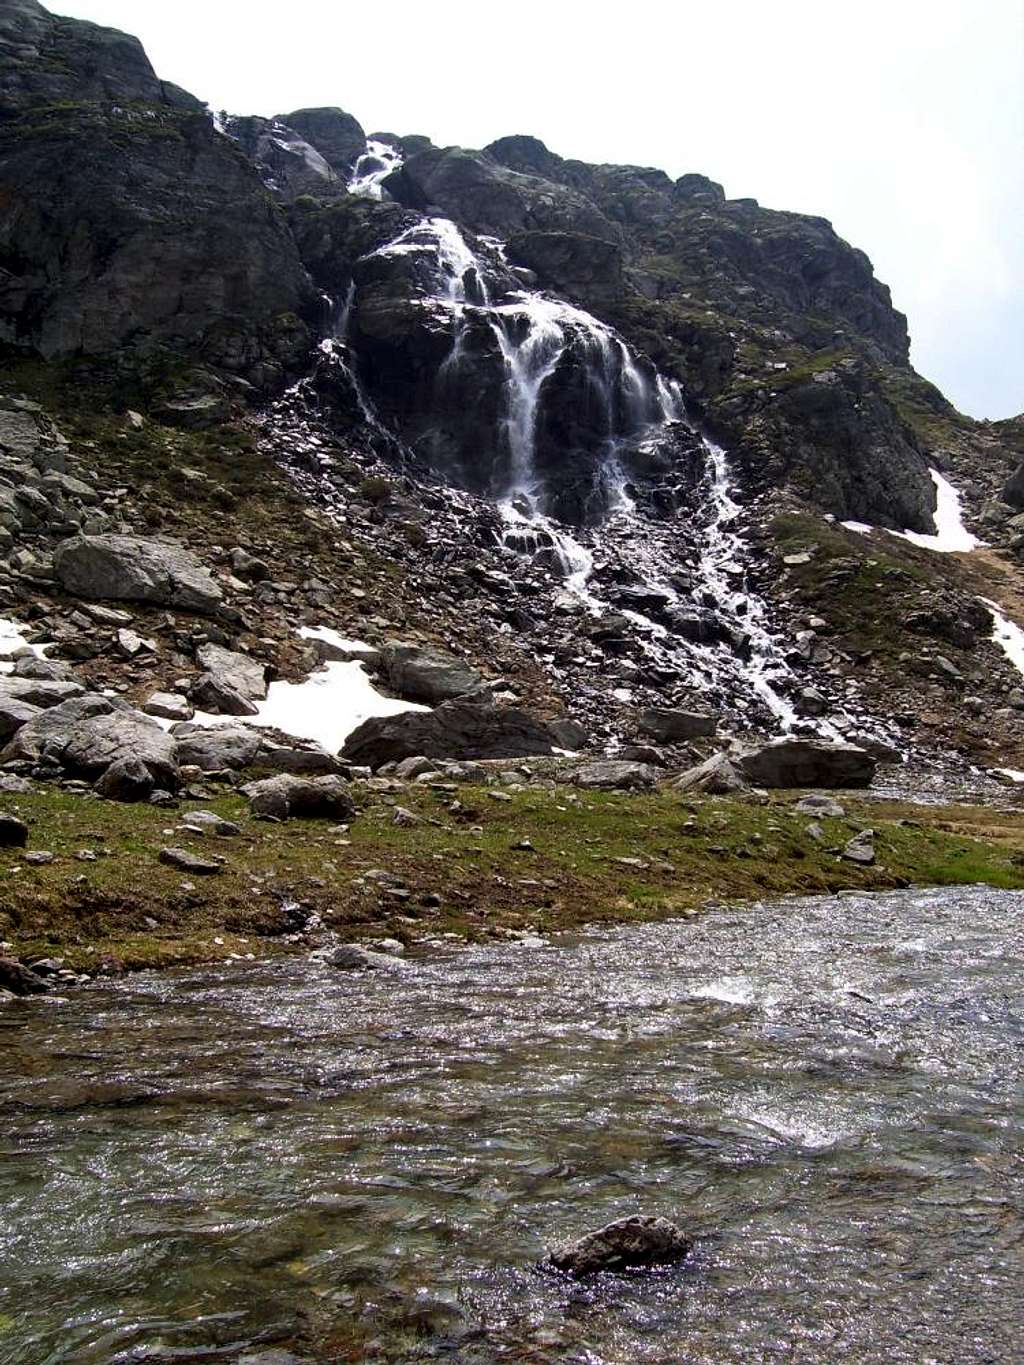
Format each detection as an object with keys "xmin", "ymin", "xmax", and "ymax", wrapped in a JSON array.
[
  {"xmin": 53, "ymin": 535, "xmax": 223, "ymax": 614},
  {"xmin": 172, "ymin": 723, "xmax": 262, "ymax": 772},
  {"xmin": 240, "ymin": 773, "xmax": 354, "ymax": 821},
  {"xmin": 0, "ymin": 676, "xmax": 84, "ymax": 708},
  {"xmin": 1, "ymin": 693, "xmax": 178, "ymax": 789},
  {"xmin": 637, "ymin": 708, "xmax": 717, "ymax": 742},
  {"xmin": 378, "ymin": 641, "xmax": 485, "ymax": 704},
  {"xmin": 573, "ymin": 760, "xmax": 659, "ymax": 791},
  {"xmin": 342, "ymin": 698, "xmax": 566, "ymax": 768},
  {"xmin": 0, "ymin": 692, "xmax": 41, "ymax": 741},
  {"xmin": 673, "ymin": 751, "xmax": 748, "ymax": 794},
  {"xmin": 734, "ymin": 737, "xmax": 875, "ymax": 789}
]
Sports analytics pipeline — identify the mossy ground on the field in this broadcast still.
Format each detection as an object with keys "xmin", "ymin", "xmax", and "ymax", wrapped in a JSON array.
[{"xmin": 4, "ymin": 781, "xmax": 1024, "ymax": 973}]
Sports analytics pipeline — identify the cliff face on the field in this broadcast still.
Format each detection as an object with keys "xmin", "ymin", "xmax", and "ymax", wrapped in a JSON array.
[{"xmin": 0, "ymin": 0, "xmax": 315, "ymax": 387}]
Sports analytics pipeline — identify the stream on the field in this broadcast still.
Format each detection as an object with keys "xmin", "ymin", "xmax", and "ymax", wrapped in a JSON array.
[{"xmin": 1, "ymin": 885, "xmax": 1022, "ymax": 1363}]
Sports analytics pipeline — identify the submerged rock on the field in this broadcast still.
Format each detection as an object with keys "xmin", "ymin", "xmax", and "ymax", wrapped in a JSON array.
[
  {"xmin": 544, "ymin": 1215, "xmax": 690, "ymax": 1277},
  {"xmin": 324, "ymin": 943, "xmax": 408, "ymax": 971}
]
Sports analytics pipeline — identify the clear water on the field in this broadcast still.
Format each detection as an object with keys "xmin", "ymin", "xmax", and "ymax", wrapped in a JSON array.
[{"xmin": 2, "ymin": 885, "xmax": 1022, "ymax": 1362}]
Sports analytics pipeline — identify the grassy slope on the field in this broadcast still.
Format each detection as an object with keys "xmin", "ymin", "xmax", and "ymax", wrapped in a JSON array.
[{"xmin": 4, "ymin": 781, "xmax": 1024, "ymax": 972}]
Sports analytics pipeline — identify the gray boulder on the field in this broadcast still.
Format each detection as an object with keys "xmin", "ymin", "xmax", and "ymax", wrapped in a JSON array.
[
  {"xmin": 324, "ymin": 943, "xmax": 408, "ymax": 972},
  {"xmin": 795, "ymin": 794, "xmax": 846, "ymax": 818},
  {"xmin": 637, "ymin": 707, "xmax": 717, "ymax": 742},
  {"xmin": 94, "ymin": 754, "xmax": 157, "ymax": 802},
  {"xmin": 544, "ymin": 1215, "xmax": 690, "ymax": 1277},
  {"xmin": 674, "ymin": 752, "xmax": 748, "ymax": 794},
  {"xmin": 842, "ymin": 829, "xmax": 876, "ymax": 865},
  {"xmin": 0, "ymin": 677, "xmax": 84, "ymax": 708},
  {"xmin": 0, "ymin": 693, "xmax": 41, "ymax": 742},
  {"xmin": 342, "ymin": 698, "xmax": 565, "ymax": 768},
  {"xmin": 10, "ymin": 655, "xmax": 72, "ymax": 681},
  {"xmin": 53, "ymin": 535, "xmax": 223, "ymax": 614},
  {"xmin": 196, "ymin": 643, "xmax": 267, "ymax": 700},
  {"xmin": 189, "ymin": 673, "xmax": 259, "ymax": 717},
  {"xmin": 378, "ymin": 641, "xmax": 485, "ymax": 704},
  {"xmin": 159, "ymin": 846, "xmax": 222, "ymax": 875},
  {"xmin": 240, "ymin": 773, "xmax": 354, "ymax": 821},
  {"xmin": 172, "ymin": 723, "xmax": 262, "ymax": 772},
  {"xmin": 573, "ymin": 760, "xmax": 659, "ymax": 791},
  {"xmin": 735, "ymin": 737, "xmax": 875, "ymax": 789},
  {"xmin": 2, "ymin": 693, "xmax": 178, "ymax": 789},
  {"xmin": 143, "ymin": 691, "xmax": 193, "ymax": 723}
]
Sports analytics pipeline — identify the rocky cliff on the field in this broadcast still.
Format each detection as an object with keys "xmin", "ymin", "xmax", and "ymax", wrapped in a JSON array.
[{"xmin": 2, "ymin": 0, "xmax": 1024, "ymax": 780}]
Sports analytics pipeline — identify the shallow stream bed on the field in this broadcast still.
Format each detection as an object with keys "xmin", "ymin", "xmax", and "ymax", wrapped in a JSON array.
[{"xmin": 1, "ymin": 886, "xmax": 1022, "ymax": 1362}]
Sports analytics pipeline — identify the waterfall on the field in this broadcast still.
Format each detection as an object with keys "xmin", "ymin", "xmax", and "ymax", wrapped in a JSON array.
[
  {"xmin": 333, "ymin": 146, "xmax": 834, "ymax": 731},
  {"xmin": 347, "ymin": 139, "xmax": 403, "ymax": 199}
]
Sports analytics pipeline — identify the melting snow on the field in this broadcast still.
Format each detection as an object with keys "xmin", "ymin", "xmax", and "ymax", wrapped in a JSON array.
[
  {"xmin": 983, "ymin": 599, "xmax": 1024, "ymax": 680},
  {"xmin": 897, "ymin": 469, "xmax": 981, "ymax": 553},
  {"xmin": 185, "ymin": 659, "xmax": 426, "ymax": 755},
  {"xmin": 841, "ymin": 520, "xmax": 874, "ymax": 535},
  {"xmin": 0, "ymin": 617, "xmax": 48, "ymax": 674}
]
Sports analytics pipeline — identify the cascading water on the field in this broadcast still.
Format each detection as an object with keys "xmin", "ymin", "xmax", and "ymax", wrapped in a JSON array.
[
  {"xmin": 334, "ymin": 145, "xmax": 831, "ymax": 731},
  {"xmin": 347, "ymin": 138, "xmax": 403, "ymax": 199}
]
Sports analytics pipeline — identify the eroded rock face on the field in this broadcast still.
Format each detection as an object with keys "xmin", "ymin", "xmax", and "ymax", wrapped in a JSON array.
[
  {"xmin": 0, "ymin": 1, "xmax": 313, "ymax": 380},
  {"xmin": 53, "ymin": 535, "xmax": 223, "ymax": 614},
  {"xmin": 573, "ymin": 760, "xmax": 659, "ymax": 791},
  {"xmin": 544, "ymin": 1215, "xmax": 690, "ymax": 1277},
  {"xmin": 342, "ymin": 698, "xmax": 567, "ymax": 768}
]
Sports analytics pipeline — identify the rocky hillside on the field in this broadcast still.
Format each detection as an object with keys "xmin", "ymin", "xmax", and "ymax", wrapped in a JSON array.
[{"xmin": 3, "ymin": 0, "xmax": 1024, "ymax": 785}]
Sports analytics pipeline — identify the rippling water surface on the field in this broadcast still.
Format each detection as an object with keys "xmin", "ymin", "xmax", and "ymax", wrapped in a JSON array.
[{"xmin": 1, "ymin": 886, "xmax": 1022, "ymax": 1363}]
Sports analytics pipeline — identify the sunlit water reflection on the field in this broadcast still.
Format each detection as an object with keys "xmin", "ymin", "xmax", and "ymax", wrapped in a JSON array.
[{"xmin": 1, "ymin": 885, "xmax": 1022, "ymax": 1362}]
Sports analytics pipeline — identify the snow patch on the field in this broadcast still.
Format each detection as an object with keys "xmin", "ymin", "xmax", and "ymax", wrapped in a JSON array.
[
  {"xmin": 897, "ymin": 470, "xmax": 981, "ymax": 553},
  {"xmin": 841, "ymin": 520, "xmax": 874, "ymax": 535},
  {"xmin": 0, "ymin": 617, "xmax": 48, "ymax": 674},
  {"xmin": 983, "ymin": 599, "xmax": 1024, "ymax": 680}
]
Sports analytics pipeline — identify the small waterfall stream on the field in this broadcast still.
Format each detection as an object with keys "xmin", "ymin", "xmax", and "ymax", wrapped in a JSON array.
[{"xmin": 337, "ymin": 142, "xmax": 820, "ymax": 730}]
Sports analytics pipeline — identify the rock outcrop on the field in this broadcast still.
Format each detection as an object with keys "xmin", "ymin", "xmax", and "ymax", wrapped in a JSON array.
[{"xmin": 544, "ymin": 1215, "xmax": 690, "ymax": 1277}]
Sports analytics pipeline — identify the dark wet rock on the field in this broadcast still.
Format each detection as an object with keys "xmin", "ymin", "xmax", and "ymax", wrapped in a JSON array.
[
  {"xmin": 573, "ymin": 760, "xmax": 659, "ymax": 791},
  {"xmin": 734, "ymin": 738, "xmax": 875, "ymax": 789},
  {"xmin": 0, "ymin": 956, "xmax": 48, "ymax": 995},
  {"xmin": 618, "ymin": 744, "xmax": 668, "ymax": 767},
  {"xmin": 2, "ymin": 693, "xmax": 178, "ymax": 789},
  {"xmin": 378, "ymin": 641, "xmax": 485, "ymax": 704},
  {"xmin": 674, "ymin": 752, "xmax": 748, "ymax": 794},
  {"xmin": 0, "ymin": 812, "xmax": 29, "ymax": 847},
  {"xmin": 94, "ymin": 754, "xmax": 156, "ymax": 803},
  {"xmin": 0, "ymin": 2, "xmax": 313, "ymax": 379},
  {"xmin": 506, "ymin": 229, "xmax": 623, "ymax": 307},
  {"xmin": 240, "ymin": 773, "xmax": 354, "ymax": 821},
  {"xmin": 53, "ymin": 535, "xmax": 223, "ymax": 615},
  {"xmin": 324, "ymin": 943, "xmax": 408, "ymax": 971},
  {"xmin": 223, "ymin": 114, "xmax": 344, "ymax": 203},
  {"xmin": 342, "ymin": 698, "xmax": 566, "ymax": 768},
  {"xmin": 544, "ymin": 1215, "xmax": 690, "ymax": 1277},
  {"xmin": 158, "ymin": 846, "xmax": 223, "ymax": 875},
  {"xmin": 637, "ymin": 707, "xmax": 717, "ymax": 742},
  {"xmin": 282, "ymin": 106, "xmax": 367, "ymax": 179}
]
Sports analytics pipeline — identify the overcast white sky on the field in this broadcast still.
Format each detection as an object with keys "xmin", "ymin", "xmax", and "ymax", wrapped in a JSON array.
[{"xmin": 53, "ymin": 0, "xmax": 1024, "ymax": 420}]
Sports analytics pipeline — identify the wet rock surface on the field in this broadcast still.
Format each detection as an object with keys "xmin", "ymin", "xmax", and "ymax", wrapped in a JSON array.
[{"xmin": 544, "ymin": 1215, "xmax": 691, "ymax": 1277}]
